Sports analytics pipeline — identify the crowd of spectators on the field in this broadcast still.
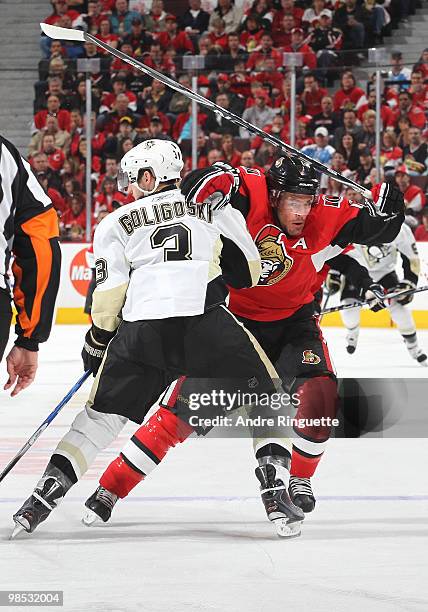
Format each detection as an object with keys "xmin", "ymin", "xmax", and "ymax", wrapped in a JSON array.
[{"xmin": 29, "ymin": 0, "xmax": 428, "ymax": 241}]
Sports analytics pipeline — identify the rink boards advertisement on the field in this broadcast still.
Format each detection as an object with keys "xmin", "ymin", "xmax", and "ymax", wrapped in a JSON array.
[{"xmin": 56, "ymin": 242, "xmax": 428, "ymax": 327}]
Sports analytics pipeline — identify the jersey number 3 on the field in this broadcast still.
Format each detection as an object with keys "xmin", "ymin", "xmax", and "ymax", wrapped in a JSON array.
[{"xmin": 150, "ymin": 223, "xmax": 192, "ymax": 261}]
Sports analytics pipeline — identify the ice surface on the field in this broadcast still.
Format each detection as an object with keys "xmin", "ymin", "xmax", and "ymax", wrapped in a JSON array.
[{"xmin": 0, "ymin": 326, "xmax": 427, "ymax": 612}]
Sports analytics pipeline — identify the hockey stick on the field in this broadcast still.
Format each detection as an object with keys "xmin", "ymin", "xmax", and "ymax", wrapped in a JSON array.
[
  {"xmin": 0, "ymin": 370, "xmax": 91, "ymax": 484},
  {"xmin": 40, "ymin": 22, "xmax": 373, "ymax": 198},
  {"xmin": 320, "ymin": 285, "xmax": 428, "ymax": 315},
  {"xmin": 318, "ymin": 289, "xmax": 332, "ymax": 324}
]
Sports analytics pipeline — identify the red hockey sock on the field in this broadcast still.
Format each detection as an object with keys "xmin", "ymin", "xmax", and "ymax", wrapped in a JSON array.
[
  {"xmin": 291, "ymin": 448, "xmax": 323, "ymax": 478},
  {"xmin": 100, "ymin": 455, "xmax": 144, "ymax": 498}
]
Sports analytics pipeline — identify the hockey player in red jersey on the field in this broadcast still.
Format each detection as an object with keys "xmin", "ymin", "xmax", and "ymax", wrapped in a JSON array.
[{"xmin": 83, "ymin": 156, "xmax": 404, "ymax": 523}]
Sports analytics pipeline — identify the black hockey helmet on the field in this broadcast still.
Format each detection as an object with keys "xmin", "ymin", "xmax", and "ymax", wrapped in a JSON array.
[{"xmin": 266, "ymin": 155, "xmax": 319, "ymax": 196}]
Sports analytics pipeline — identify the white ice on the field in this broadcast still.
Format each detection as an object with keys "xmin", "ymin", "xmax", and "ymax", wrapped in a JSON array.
[{"xmin": 0, "ymin": 325, "xmax": 427, "ymax": 612}]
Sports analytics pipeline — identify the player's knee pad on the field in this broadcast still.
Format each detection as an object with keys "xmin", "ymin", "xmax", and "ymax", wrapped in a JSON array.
[
  {"xmin": 388, "ymin": 302, "xmax": 416, "ymax": 335},
  {"xmin": 292, "ymin": 376, "xmax": 338, "ymax": 442},
  {"xmin": 54, "ymin": 407, "xmax": 127, "ymax": 479}
]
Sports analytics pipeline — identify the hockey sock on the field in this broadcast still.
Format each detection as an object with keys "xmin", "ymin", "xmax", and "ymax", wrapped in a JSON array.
[
  {"xmin": 255, "ymin": 443, "xmax": 291, "ymax": 464},
  {"xmin": 290, "ymin": 376, "xmax": 338, "ymax": 478},
  {"xmin": 100, "ymin": 407, "xmax": 194, "ymax": 498}
]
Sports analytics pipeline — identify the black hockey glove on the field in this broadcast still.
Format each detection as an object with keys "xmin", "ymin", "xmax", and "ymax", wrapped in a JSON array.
[
  {"xmin": 392, "ymin": 280, "xmax": 416, "ymax": 306},
  {"xmin": 325, "ymin": 270, "xmax": 342, "ymax": 295},
  {"xmin": 82, "ymin": 327, "xmax": 114, "ymax": 376},
  {"xmin": 365, "ymin": 283, "xmax": 386, "ymax": 312},
  {"xmin": 372, "ymin": 183, "xmax": 405, "ymax": 217}
]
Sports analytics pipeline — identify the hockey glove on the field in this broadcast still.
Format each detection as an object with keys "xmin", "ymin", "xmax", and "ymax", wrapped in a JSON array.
[
  {"xmin": 325, "ymin": 270, "xmax": 342, "ymax": 295},
  {"xmin": 365, "ymin": 283, "xmax": 386, "ymax": 312},
  {"xmin": 181, "ymin": 163, "xmax": 240, "ymax": 211},
  {"xmin": 82, "ymin": 327, "xmax": 113, "ymax": 376},
  {"xmin": 371, "ymin": 183, "xmax": 405, "ymax": 217},
  {"xmin": 392, "ymin": 280, "xmax": 416, "ymax": 306}
]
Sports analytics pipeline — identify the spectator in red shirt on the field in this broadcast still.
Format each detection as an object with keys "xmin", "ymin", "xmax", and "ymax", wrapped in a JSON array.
[
  {"xmin": 97, "ymin": 93, "xmax": 137, "ymax": 136},
  {"xmin": 142, "ymin": 42, "xmax": 176, "ymax": 78},
  {"xmin": 239, "ymin": 13, "xmax": 265, "ymax": 53},
  {"xmin": 157, "ymin": 14, "xmax": 195, "ymax": 54},
  {"xmin": 110, "ymin": 41, "xmax": 136, "ymax": 75},
  {"xmin": 100, "ymin": 76, "xmax": 137, "ymax": 113},
  {"xmin": 44, "ymin": 0, "xmax": 80, "ymax": 26},
  {"xmin": 357, "ymin": 89, "xmax": 395, "ymax": 128},
  {"xmin": 36, "ymin": 171, "xmax": 67, "ymax": 215},
  {"xmin": 272, "ymin": 14, "xmax": 295, "ymax": 48},
  {"xmin": 137, "ymin": 99, "xmax": 170, "ymax": 135},
  {"xmin": 251, "ymin": 57, "xmax": 284, "ymax": 97},
  {"xmin": 250, "ymin": 114, "xmax": 289, "ymax": 152},
  {"xmin": 390, "ymin": 91, "xmax": 426, "ymax": 131},
  {"xmin": 96, "ymin": 157, "xmax": 119, "ymax": 192},
  {"xmin": 40, "ymin": 133, "xmax": 65, "ymax": 172},
  {"xmin": 34, "ymin": 94, "xmax": 71, "ymax": 132},
  {"xmin": 283, "ymin": 28, "xmax": 317, "ymax": 72},
  {"xmin": 246, "ymin": 32, "xmax": 283, "ymax": 71},
  {"xmin": 60, "ymin": 194, "xmax": 87, "ymax": 238},
  {"xmin": 94, "ymin": 177, "xmax": 126, "ymax": 217},
  {"xmin": 97, "ymin": 17, "xmax": 120, "ymax": 51},
  {"xmin": 240, "ymin": 149, "xmax": 265, "ymax": 172},
  {"xmin": 395, "ymin": 166, "xmax": 426, "ymax": 229},
  {"xmin": 374, "ymin": 131, "xmax": 403, "ymax": 176},
  {"xmin": 208, "ymin": 17, "xmax": 228, "ymax": 53},
  {"xmin": 333, "ymin": 70, "xmax": 367, "ymax": 112},
  {"xmin": 272, "ymin": 0, "xmax": 303, "ymax": 31},
  {"xmin": 408, "ymin": 69, "xmax": 428, "ymax": 110},
  {"xmin": 300, "ymin": 73, "xmax": 328, "ymax": 117},
  {"xmin": 220, "ymin": 133, "xmax": 242, "ymax": 167},
  {"xmin": 415, "ymin": 208, "xmax": 428, "ymax": 241}
]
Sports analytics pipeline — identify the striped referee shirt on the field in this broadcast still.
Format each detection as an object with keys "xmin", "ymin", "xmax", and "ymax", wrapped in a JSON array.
[{"xmin": 0, "ymin": 135, "xmax": 61, "ymax": 350}]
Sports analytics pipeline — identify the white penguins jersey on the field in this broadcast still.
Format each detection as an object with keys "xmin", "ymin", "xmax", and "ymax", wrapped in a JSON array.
[
  {"xmin": 90, "ymin": 186, "xmax": 261, "ymax": 333},
  {"xmin": 347, "ymin": 223, "xmax": 420, "ymax": 284}
]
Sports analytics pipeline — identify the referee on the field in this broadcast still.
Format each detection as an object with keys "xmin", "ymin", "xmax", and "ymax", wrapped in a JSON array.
[{"xmin": 0, "ymin": 135, "xmax": 61, "ymax": 396}]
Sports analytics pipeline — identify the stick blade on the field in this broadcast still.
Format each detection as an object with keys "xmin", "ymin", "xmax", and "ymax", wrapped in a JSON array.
[{"xmin": 40, "ymin": 22, "xmax": 86, "ymax": 42}]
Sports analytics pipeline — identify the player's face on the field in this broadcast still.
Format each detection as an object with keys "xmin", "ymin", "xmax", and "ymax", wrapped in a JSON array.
[{"xmin": 276, "ymin": 193, "xmax": 313, "ymax": 236}]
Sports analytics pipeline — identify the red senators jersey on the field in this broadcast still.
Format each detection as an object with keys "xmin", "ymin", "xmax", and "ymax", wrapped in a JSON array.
[{"xmin": 182, "ymin": 164, "xmax": 404, "ymax": 322}]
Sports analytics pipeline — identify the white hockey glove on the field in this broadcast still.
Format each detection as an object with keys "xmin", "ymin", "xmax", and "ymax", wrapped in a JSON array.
[
  {"xmin": 325, "ymin": 270, "xmax": 342, "ymax": 295},
  {"xmin": 392, "ymin": 280, "xmax": 416, "ymax": 306},
  {"xmin": 365, "ymin": 283, "xmax": 386, "ymax": 312}
]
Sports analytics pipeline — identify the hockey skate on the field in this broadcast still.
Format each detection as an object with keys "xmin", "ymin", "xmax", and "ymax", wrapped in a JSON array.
[
  {"xmin": 12, "ymin": 465, "xmax": 72, "ymax": 537},
  {"xmin": 405, "ymin": 339, "xmax": 428, "ymax": 367},
  {"xmin": 345, "ymin": 328, "xmax": 359, "ymax": 354},
  {"xmin": 82, "ymin": 486, "xmax": 118, "ymax": 526},
  {"xmin": 255, "ymin": 459, "xmax": 304, "ymax": 538},
  {"xmin": 289, "ymin": 476, "xmax": 316, "ymax": 513}
]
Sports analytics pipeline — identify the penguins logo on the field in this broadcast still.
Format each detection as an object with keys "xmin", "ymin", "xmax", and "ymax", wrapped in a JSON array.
[
  {"xmin": 302, "ymin": 350, "xmax": 321, "ymax": 365},
  {"xmin": 255, "ymin": 225, "xmax": 294, "ymax": 286}
]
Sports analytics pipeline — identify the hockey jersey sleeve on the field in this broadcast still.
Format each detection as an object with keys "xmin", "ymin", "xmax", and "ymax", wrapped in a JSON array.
[
  {"xmin": 181, "ymin": 165, "xmax": 261, "ymax": 288},
  {"xmin": 3, "ymin": 139, "xmax": 61, "ymax": 351},
  {"xmin": 329, "ymin": 193, "xmax": 404, "ymax": 249},
  {"xmin": 326, "ymin": 253, "xmax": 373, "ymax": 291},
  {"xmin": 394, "ymin": 224, "xmax": 420, "ymax": 285},
  {"xmin": 91, "ymin": 214, "xmax": 130, "ymax": 339}
]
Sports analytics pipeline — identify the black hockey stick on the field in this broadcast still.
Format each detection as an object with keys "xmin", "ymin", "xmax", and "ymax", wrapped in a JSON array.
[
  {"xmin": 320, "ymin": 285, "xmax": 428, "ymax": 315},
  {"xmin": 40, "ymin": 22, "xmax": 373, "ymax": 198},
  {"xmin": 0, "ymin": 371, "xmax": 90, "ymax": 484}
]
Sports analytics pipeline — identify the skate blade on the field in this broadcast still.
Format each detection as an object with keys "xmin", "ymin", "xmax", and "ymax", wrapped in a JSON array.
[
  {"xmin": 81, "ymin": 509, "xmax": 101, "ymax": 527},
  {"xmin": 10, "ymin": 517, "xmax": 30, "ymax": 539},
  {"xmin": 274, "ymin": 518, "xmax": 302, "ymax": 538}
]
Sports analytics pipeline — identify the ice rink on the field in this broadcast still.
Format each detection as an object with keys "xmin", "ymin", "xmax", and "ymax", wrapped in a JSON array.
[{"xmin": 0, "ymin": 324, "xmax": 427, "ymax": 612}]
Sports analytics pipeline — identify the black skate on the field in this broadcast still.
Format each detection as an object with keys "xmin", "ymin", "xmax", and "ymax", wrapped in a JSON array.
[
  {"xmin": 289, "ymin": 476, "xmax": 316, "ymax": 513},
  {"xmin": 255, "ymin": 460, "xmax": 304, "ymax": 538},
  {"xmin": 82, "ymin": 486, "xmax": 118, "ymax": 526},
  {"xmin": 12, "ymin": 465, "xmax": 72, "ymax": 537}
]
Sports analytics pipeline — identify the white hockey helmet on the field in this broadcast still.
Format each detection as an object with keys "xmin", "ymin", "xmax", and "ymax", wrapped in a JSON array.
[{"xmin": 118, "ymin": 139, "xmax": 183, "ymax": 196}]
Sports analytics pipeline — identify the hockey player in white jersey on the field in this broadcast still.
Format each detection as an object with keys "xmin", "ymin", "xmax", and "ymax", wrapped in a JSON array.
[
  {"xmin": 13, "ymin": 140, "xmax": 303, "ymax": 538},
  {"xmin": 335, "ymin": 223, "xmax": 427, "ymax": 365}
]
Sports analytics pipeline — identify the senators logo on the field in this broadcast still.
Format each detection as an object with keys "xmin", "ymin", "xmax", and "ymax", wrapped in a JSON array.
[
  {"xmin": 255, "ymin": 224, "xmax": 293, "ymax": 286},
  {"xmin": 302, "ymin": 350, "xmax": 321, "ymax": 365}
]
